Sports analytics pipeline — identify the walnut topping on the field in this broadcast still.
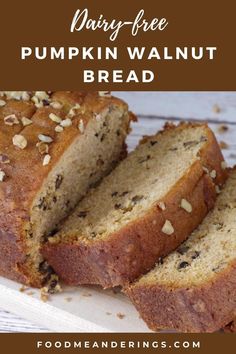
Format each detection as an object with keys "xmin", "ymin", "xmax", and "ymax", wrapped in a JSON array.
[
  {"xmin": 36, "ymin": 142, "xmax": 49, "ymax": 155},
  {"xmin": 60, "ymin": 118, "xmax": 72, "ymax": 127},
  {"xmin": 0, "ymin": 169, "xmax": 6, "ymax": 182},
  {"xmin": 21, "ymin": 117, "xmax": 32, "ymax": 126},
  {"xmin": 0, "ymin": 154, "xmax": 10, "ymax": 164},
  {"xmin": 38, "ymin": 134, "xmax": 53, "ymax": 143},
  {"xmin": 4, "ymin": 114, "xmax": 20, "ymax": 125},
  {"xmin": 157, "ymin": 201, "xmax": 166, "ymax": 211},
  {"xmin": 221, "ymin": 161, "xmax": 227, "ymax": 170},
  {"xmin": 43, "ymin": 154, "xmax": 51, "ymax": 166},
  {"xmin": 180, "ymin": 199, "xmax": 192, "ymax": 213},
  {"xmin": 162, "ymin": 220, "xmax": 174, "ymax": 235},
  {"xmin": 78, "ymin": 119, "xmax": 84, "ymax": 133},
  {"xmin": 210, "ymin": 170, "xmax": 217, "ymax": 179},
  {"xmin": 49, "ymin": 113, "xmax": 62, "ymax": 123},
  {"xmin": 35, "ymin": 91, "xmax": 50, "ymax": 101},
  {"xmin": 55, "ymin": 125, "xmax": 64, "ymax": 133},
  {"xmin": 0, "ymin": 99, "xmax": 6, "ymax": 107},
  {"xmin": 68, "ymin": 103, "xmax": 81, "ymax": 118},
  {"xmin": 50, "ymin": 101, "xmax": 63, "ymax": 109},
  {"xmin": 99, "ymin": 91, "xmax": 111, "ymax": 97},
  {"xmin": 12, "ymin": 134, "xmax": 27, "ymax": 149}
]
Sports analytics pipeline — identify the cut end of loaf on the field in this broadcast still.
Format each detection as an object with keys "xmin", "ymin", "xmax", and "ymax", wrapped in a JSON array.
[{"xmin": 0, "ymin": 91, "xmax": 132, "ymax": 287}]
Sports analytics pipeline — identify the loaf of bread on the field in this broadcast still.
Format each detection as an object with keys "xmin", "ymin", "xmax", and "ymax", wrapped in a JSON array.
[
  {"xmin": 126, "ymin": 168, "xmax": 236, "ymax": 333},
  {"xmin": 0, "ymin": 91, "xmax": 132, "ymax": 288},
  {"xmin": 43, "ymin": 123, "xmax": 227, "ymax": 288}
]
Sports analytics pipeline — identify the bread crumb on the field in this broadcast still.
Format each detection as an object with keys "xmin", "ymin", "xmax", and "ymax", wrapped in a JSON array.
[
  {"xmin": 106, "ymin": 312, "xmax": 112, "ymax": 316},
  {"xmin": 26, "ymin": 291, "xmax": 35, "ymax": 296},
  {"xmin": 40, "ymin": 287, "xmax": 49, "ymax": 302},
  {"xmin": 117, "ymin": 312, "xmax": 125, "ymax": 319},
  {"xmin": 212, "ymin": 104, "xmax": 221, "ymax": 113},
  {"xmin": 65, "ymin": 297, "xmax": 73, "ymax": 302},
  {"xmin": 219, "ymin": 141, "xmax": 229, "ymax": 150},
  {"xmin": 218, "ymin": 124, "xmax": 228, "ymax": 133},
  {"xmin": 82, "ymin": 292, "xmax": 92, "ymax": 297},
  {"xmin": 19, "ymin": 285, "xmax": 30, "ymax": 292}
]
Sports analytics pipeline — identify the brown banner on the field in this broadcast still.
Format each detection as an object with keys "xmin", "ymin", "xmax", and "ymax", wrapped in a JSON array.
[
  {"xmin": 0, "ymin": 333, "xmax": 235, "ymax": 354},
  {"xmin": 0, "ymin": 0, "xmax": 235, "ymax": 90}
]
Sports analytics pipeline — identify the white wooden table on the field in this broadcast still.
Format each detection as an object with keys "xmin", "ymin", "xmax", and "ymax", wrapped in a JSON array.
[{"xmin": 1, "ymin": 91, "xmax": 236, "ymax": 332}]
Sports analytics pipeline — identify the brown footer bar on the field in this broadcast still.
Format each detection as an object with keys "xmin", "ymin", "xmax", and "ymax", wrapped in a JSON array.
[{"xmin": 1, "ymin": 333, "xmax": 235, "ymax": 354}]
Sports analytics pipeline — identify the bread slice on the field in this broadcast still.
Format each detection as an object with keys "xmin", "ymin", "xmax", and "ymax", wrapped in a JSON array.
[
  {"xmin": 126, "ymin": 168, "xmax": 236, "ymax": 333},
  {"xmin": 0, "ymin": 91, "xmax": 132, "ymax": 288},
  {"xmin": 43, "ymin": 123, "xmax": 227, "ymax": 288}
]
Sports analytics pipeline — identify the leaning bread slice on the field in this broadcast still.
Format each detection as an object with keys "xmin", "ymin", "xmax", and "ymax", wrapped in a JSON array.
[
  {"xmin": 126, "ymin": 168, "xmax": 236, "ymax": 333},
  {"xmin": 43, "ymin": 123, "xmax": 227, "ymax": 288},
  {"xmin": 0, "ymin": 91, "xmax": 132, "ymax": 288}
]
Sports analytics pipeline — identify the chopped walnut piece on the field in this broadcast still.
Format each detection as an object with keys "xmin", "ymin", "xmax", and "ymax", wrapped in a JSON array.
[
  {"xmin": 38, "ymin": 134, "xmax": 53, "ymax": 143},
  {"xmin": 0, "ymin": 154, "xmax": 10, "ymax": 164},
  {"xmin": 36, "ymin": 142, "xmax": 49, "ymax": 155},
  {"xmin": 12, "ymin": 134, "xmax": 27, "ymax": 149},
  {"xmin": 55, "ymin": 125, "xmax": 64, "ymax": 133},
  {"xmin": 162, "ymin": 220, "xmax": 174, "ymax": 235},
  {"xmin": 4, "ymin": 114, "xmax": 19, "ymax": 126},
  {"xmin": 21, "ymin": 117, "xmax": 33, "ymax": 126},
  {"xmin": 180, "ymin": 199, "xmax": 192, "ymax": 213},
  {"xmin": 50, "ymin": 101, "xmax": 63, "ymax": 109},
  {"xmin": 43, "ymin": 154, "xmax": 51, "ymax": 166},
  {"xmin": 60, "ymin": 118, "xmax": 72, "ymax": 127},
  {"xmin": 99, "ymin": 91, "xmax": 111, "ymax": 97},
  {"xmin": 49, "ymin": 113, "xmax": 62, "ymax": 123},
  {"xmin": 157, "ymin": 201, "xmax": 166, "ymax": 211}
]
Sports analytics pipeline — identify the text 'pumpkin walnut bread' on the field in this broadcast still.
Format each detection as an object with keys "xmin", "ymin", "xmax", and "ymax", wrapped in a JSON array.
[
  {"xmin": 126, "ymin": 168, "xmax": 236, "ymax": 333},
  {"xmin": 0, "ymin": 91, "xmax": 133, "ymax": 288},
  {"xmin": 43, "ymin": 123, "xmax": 227, "ymax": 288}
]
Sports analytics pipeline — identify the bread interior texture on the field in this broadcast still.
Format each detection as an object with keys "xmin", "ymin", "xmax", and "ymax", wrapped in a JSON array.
[
  {"xmin": 25, "ymin": 106, "xmax": 129, "ymax": 283},
  {"xmin": 136, "ymin": 169, "xmax": 236, "ymax": 288},
  {"xmin": 55, "ymin": 125, "xmax": 211, "ymax": 243}
]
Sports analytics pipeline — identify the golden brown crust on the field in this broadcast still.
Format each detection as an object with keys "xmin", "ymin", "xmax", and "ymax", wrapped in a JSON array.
[
  {"xmin": 0, "ymin": 92, "xmax": 131, "ymax": 287},
  {"xmin": 42, "ymin": 125, "xmax": 227, "ymax": 288},
  {"xmin": 126, "ymin": 261, "xmax": 236, "ymax": 333}
]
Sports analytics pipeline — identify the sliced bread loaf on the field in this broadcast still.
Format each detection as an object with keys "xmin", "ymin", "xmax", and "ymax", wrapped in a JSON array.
[
  {"xmin": 43, "ymin": 123, "xmax": 227, "ymax": 288},
  {"xmin": 0, "ymin": 91, "xmax": 132, "ymax": 287},
  {"xmin": 126, "ymin": 168, "xmax": 236, "ymax": 333}
]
